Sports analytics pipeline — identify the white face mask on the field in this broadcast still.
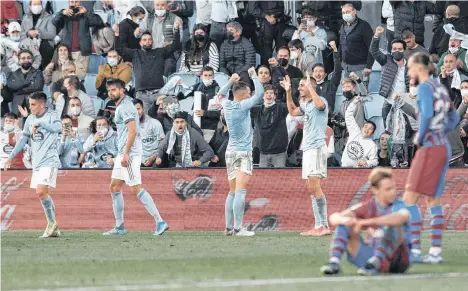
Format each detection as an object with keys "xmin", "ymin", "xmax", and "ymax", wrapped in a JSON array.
[
  {"xmin": 449, "ymin": 47, "xmax": 460, "ymax": 54},
  {"xmin": 133, "ymin": 18, "xmax": 141, "ymax": 25},
  {"xmin": 264, "ymin": 100, "xmax": 275, "ymax": 108},
  {"xmin": 69, "ymin": 107, "xmax": 81, "ymax": 116},
  {"xmin": 461, "ymin": 89, "xmax": 468, "ymax": 97},
  {"xmin": 98, "ymin": 126, "xmax": 108, "ymax": 136},
  {"xmin": 30, "ymin": 5, "xmax": 42, "ymax": 15},
  {"xmin": 4, "ymin": 123, "xmax": 15, "ymax": 132},
  {"xmin": 202, "ymin": 79, "xmax": 213, "ymax": 87},
  {"xmin": 155, "ymin": 9, "xmax": 166, "ymax": 17},
  {"xmin": 343, "ymin": 13, "xmax": 355, "ymax": 23},
  {"xmin": 410, "ymin": 87, "xmax": 417, "ymax": 96},
  {"xmin": 307, "ymin": 20, "xmax": 315, "ymax": 27},
  {"xmin": 10, "ymin": 35, "xmax": 20, "ymax": 42},
  {"xmin": 290, "ymin": 51, "xmax": 298, "ymax": 59}
]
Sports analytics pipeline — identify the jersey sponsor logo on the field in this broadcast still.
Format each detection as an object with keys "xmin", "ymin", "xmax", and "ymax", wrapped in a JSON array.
[
  {"xmin": 100, "ymin": 152, "xmax": 115, "ymax": 161},
  {"xmin": 3, "ymin": 144, "xmax": 13, "ymax": 154},
  {"xmin": 142, "ymin": 136, "xmax": 156, "ymax": 144},
  {"xmin": 347, "ymin": 140, "xmax": 364, "ymax": 161},
  {"xmin": 173, "ymin": 175, "xmax": 215, "ymax": 201},
  {"xmin": 32, "ymin": 131, "xmax": 44, "ymax": 142}
]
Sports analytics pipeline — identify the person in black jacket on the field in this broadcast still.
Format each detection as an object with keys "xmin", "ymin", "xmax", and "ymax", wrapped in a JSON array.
[
  {"xmin": 5, "ymin": 49, "xmax": 44, "ymax": 115},
  {"xmin": 251, "ymin": 84, "xmax": 289, "ymax": 168},
  {"xmin": 209, "ymin": 115, "xmax": 229, "ymax": 167},
  {"xmin": 52, "ymin": 0, "xmax": 103, "ymax": 75},
  {"xmin": 118, "ymin": 6, "xmax": 146, "ymax": 50},
  {"xmin": 219, "ymin": 21, "xmax": 256, "ymax": 87},
  {"xmin": 312, "ymin": 40, "xmax": 342, "ymax": 113},
  {"xmin": 339, "ymin": 3, "xmax": 374, "ymax": 79},
  {"xmin": 113, "ymin": 24, "xmax": 181, "ymax": 113},
  {"xmin": 248, "ymin": 1, "xmax": 287, "ymax": 65}
]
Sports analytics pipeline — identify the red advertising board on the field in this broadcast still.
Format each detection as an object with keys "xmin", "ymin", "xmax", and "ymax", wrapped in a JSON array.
[{"xmin": 1, "ymin": 169, "xmax": 467, "ymax": 231}]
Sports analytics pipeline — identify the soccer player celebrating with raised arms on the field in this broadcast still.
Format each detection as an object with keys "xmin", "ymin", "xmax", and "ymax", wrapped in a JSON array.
[
  {"xmin": 321, "ymin": 168, "xmax": 411, "ymax": 276},
  {"xmin": 103, "ymin": 78, "xmax": 168, "ymax": 236},
  {"xmin": 219, "ymin": 67, "xmax": 264, "ymax": 237},
  {"xmin": 403, "ymin": 53, "xmax": 459, "ymax": 264},
  {"xmin": 4, "ymin": 92, "xmax": 62, "ymax": 238},
  {"xmin": 281, "ymin": 73, "xmax": 330, "ymax": 236}
]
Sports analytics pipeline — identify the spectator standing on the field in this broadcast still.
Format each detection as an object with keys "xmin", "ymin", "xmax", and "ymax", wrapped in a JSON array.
[
  {"xmin": 0, "ymin": 112, "xmax": 24, "ymax": 169},
  {"xmin": 209, "ymin": 0, "xmax": 238, "ymax": 50},
  {"xmin": 1, "ymin": 1, "xmax": 20, "ymax": 23},
  {"xmin": 96, "ymin": 50, "xmax": 132, "ymax": 99},
  {"xmin": 219, "ymin": 22, "xmax": 256, "ymax": 86},
  {"xmin": 341, "ymin": 98, "xmax": 378, "ymax": 168},
  {"xmin": 167, "ymin": 0, "xmax": 194, "ymax": 45},
  {"xmin": 437, "ymin": 36, "xmax": 467, "ymax": 74},
  {"xmin": 21, "ymin": 0, "xmax": 56, "ymax": 69},
  {"xmin": 195, "ymin": 0, "xmax": 212, "ymax": 26},
  {"xmin": 251, "ymin": 84, "xmax": 289, "ymax": 168},
  {"xmin": 440, "ymin": 53, "xmax": 467, "ymax": 108},
  {"xmin": 377, "ymin": 131, "xmax": 390, "ymax": 167},
  {"xmin": 52, "ymin": 0, "xmax": 104, "ymax": 77},
  {"xmin": 82, "ymin": 116, "xmax": 118, "ymax": 169},
  {"xmin": 402, "ymin": 29, "xmax": 428, "ymax": 60},
  {"xmin": 91, "ymin": 22, "xmax": 115, "ymax": 55},
  {"xmin": 62, "ymin": 75, "xmax": 96, "ymax": 118},
  {"xmin": 209, "ymin": 114, "xmax": 229, "ymax": 167},
  {"xmin": 156, "ymin": 111, "xmax": 214, "ymax": 168},
  {"xmin": 5, "ymin": 49, "xmax": 44, "ymax": 115},
  {"xmin": 59, "ymin": 115, "xmax": 84, "ymax": 169},
  {"xmin": 115, "ymin": 24, "xmax": 181, "ymax": 112},
  {"xmin": 180, "ymin": 24, "xmax": 219, "ymax": 75},
  {"xmin": 381, "ymin": 0, "xmax": 395, "ymax": 52},
  {"xmin": 65, "ymin": 97, "xmax": 94, "ymax": 141},
  {"xmin": 339, "ymin": 3, "xmax": 374, "ymax": 79},
  {"xmin": 257, "ymin": 65, "xmax": 272, "ymax": 86},
  {"xmin": 133, "ymin": 99, "xmax": 165, "ymax": 168},
  {"xmin": 118, "ymin": 6, "xmax": 146, "ymax": 50},
  {"xmin": 288, "ymin": 39, "xmax": 315, "ymax": 75}
]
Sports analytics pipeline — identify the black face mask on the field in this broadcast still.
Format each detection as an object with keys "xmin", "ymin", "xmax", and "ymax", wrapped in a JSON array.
[
  {"xmin": 444, "ymin": 17, "xmax": 458, "ymax": 24},
  {"xmin": 226, "ymin": 32, "xmax": 235, "ymax": 41},
  {"xmin": 142, "ymin": 45, "xmax": 152, "ymax": 51},
  {"xmin": 391, "ymin": 51, "xmax": 404, "ymax": 61},
  {"xmin": 343, "ymin": 90, "xmax": 357, "ymax": 100},
  {"xmin": 194, "ymin": 34, "xmax": 206, "ymax": 42},
  {"xmin": 278, "ymin": 58, "xmax": 288, "ymax": 67},
  {"xmin": 20, "ymin": 62, "xmax": 32, "ymax": 70}
]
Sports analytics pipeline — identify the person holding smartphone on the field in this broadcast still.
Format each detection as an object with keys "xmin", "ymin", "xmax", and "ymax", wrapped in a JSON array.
[{"xmin": 59, "ymin": 115, "xmax": 84, "ymax": 169}]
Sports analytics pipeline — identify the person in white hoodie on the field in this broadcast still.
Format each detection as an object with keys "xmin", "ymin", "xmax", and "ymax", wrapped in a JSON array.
[{"xmin": 341, "ymin": 97, "xmax": 378, "ymax": 168}]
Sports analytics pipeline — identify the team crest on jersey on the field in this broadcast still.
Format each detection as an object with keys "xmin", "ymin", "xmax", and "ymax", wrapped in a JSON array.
[
  {"xmin": 173, "ymin": 175, "xmax": 215, "ymax": 201},
  {"xmin": 347, "ymin": 141, "xmax": 364, "ymax": 160},
  {"xmin": 32, "ymin": 131, "xmax": 44, "ymax": 142}
]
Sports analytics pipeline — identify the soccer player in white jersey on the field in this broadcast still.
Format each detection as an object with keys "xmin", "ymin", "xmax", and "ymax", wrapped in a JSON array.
[
  {"xmin": 4, "ymin": 92, "xmax": 62, "ymax": 238},
  {"xmin": 281, "ymin": 73, "xmax": 331, "ymax": 236},
  {"xmin": 103, "ymin": 78, "xmax": 168, "ymax": 236},
  {"xmin": 219, "ymin": 67, "xmax": 264, "ymax": 236}
]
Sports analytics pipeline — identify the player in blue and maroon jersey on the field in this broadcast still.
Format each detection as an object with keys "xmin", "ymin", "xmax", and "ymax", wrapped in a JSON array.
[
  {"xmin": 321, "ymin": 168, "xmax": 411, "ymax": 276},
  {"xmin": 403, "ymin": 52, "xmax": 460, "ymax": 264}
]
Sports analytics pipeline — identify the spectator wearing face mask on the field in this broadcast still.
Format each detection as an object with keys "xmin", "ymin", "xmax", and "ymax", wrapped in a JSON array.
[
  {"xmin": 156, "ymin": 111, "xmax": 214, "ymax": 168},
  {"xmin": 180, "ymin": 24, "xmax": 219, "ymax": 75},
  {"xmin": 82, "ymin": 116, "xmax": 118, "ymax": 169},
  {"xmin": 133, "ymin": 98, "xmax": 165, "ymax": 168},
  {"xmin": 437, "ymin": 36, "xmax": 467, "ymax": 74},
  {"xmin": 2, "ymin": 21, "xmax": 42, "ymax": 73},
  {"xmin": 60, "ymin": 75, "xmax": 96, "ymax": 118},
  {"xmin": 0, "ymin": 112, "xmax": 24, "ymax": 169},
  {"xmin": 138, "ymin": 0, "xmax": 183, "ymax": 76},
  {"xmin": 21, "ymin": 0, "xmax": 56, "ymax": 69},
  {"xmin": 59, "ymin": 114, "xmax": 84, "ymax": 169},
  {"xmin": 371, "ymin": 26, "xmax": 409, "ymax": 123},
  {"xmin": 114, "ymin": 24, "xmax": 181, "ymax": 112},
  {"xmin": 4, "ymin": 49, "xmax": 44, "ymax": 115},
  {"xmin": 209, "ymin": 112, "xmax": 229, "ymax": 167},
  {"xmin": 209, "ymin": 0, "xmax": 239, "ymax": 50},
  {"xmin": 52, "ymin": 0, "xmax": 104, "ymax": 76},
  {"xmin": 341, "ymin": 97, "xmax": 378, "ymax": 168},
  {"xmin": 96, "ymin": 50, "xmax": 132, "ymax": 100},
  {"xmin": 251, "ymin": 84, "xmax": 289, "ymax": 168},
  {"xmin": 288, "ymin": 39, "xmax": 315, "ymax": 75},
  {"xmin": 267, "ymin": 47, "xmax": 303, "ymax": 103},
  {"xmin": 339, "ymin": 3, "xmax": 374, "ymax": 79},
  {"xmin": 377, "ymin": 131, "xmax": 390, "ymax": 167},
  {"xmin": 44, "ymin": 44, "xmax": 81, "ymax": 85},
  {"xmin": 66, "ymin": 97, "xmax": 94, "ymax": 141},
  {"xmin": 440, "ymin": 53, "xmax": 468, "ymax": 108},
  {"xmin": 402, "ymin": 29, "xmax": 428, "ymax": 60},
  {"xmin": 50, "ymin": 61, "xmax": 86, "ymax": 105},
  {"xmin": 292, "ymin": 8, "xmax": 327, "ymax": 66},
  {"xmin": 118, "ymin": 6, "xmax": 146, "ymax": 50},
  {"xmin": 219, "ymin": 21, "xmax": 256, "ymax": 86}
]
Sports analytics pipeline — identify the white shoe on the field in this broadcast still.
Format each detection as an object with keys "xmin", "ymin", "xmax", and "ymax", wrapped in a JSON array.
[
  {"xmin": 422, "ymin": 253, "xmax": 443, "ymax": 264},
  {"xmin": 235, "ymin": 228, "xmax": 255, "ymax": 237}
]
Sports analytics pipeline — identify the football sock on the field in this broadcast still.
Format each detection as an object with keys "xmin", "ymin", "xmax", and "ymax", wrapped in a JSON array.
[
  {"xmin": 329, "ymin": 225, "xmax": 349, "ymax": 264},
  {"xmin": 311, "ymin": 196, "xmax": 321, "ymax": 228},
  {"xmin": 41, "ymin": 195, "xmax": 55, "ymax": 222},
  {"xmin": 225, "ymin": 192, "xmax": 235, "ymax": 229},
  {"xmin": 137, "ymin": 189, "xmax": 162, "ymax": 222},
  {"xmin": 111, "ymin": 192, "xmax": 124, "ymax": 227},
  {"xmin": 316, "ymin": 195, "xmax": 328, "ymax": 228},
  {"xmin": 429, "ymin": 205, "xmax": 444, "ymax": 255},
  {"xmin": 233, "ymin": 189, "xmax": 246, "ymax": 230},
  {"xmin": 407, "ymin": 204, "xmax": 422, "ymax": 252},
  {"xmin": 374, "ymin": 226, "xmax": 400, "ymax": 266}
]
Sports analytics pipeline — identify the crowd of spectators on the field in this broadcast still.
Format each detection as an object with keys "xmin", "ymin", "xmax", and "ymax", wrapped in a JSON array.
[{"xmin": 1, "ymin": 0, "xmax": 468, "ymax": 170}]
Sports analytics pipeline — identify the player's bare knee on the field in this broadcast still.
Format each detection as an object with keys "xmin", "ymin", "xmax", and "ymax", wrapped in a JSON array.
[
  {"xmin": 426, "ymin": 196, "xmax": 440, "ymax": 207},
  {"xmin": 109, "ymin": 182, "xmax": 121, "ymax": 193},
  {"xmin": 37, "ymin": 191, "xmax": 48, "ymax": 200},
  {"xmin": 131, "ymin": 185, "xmax": 143, "ymax": 196}
]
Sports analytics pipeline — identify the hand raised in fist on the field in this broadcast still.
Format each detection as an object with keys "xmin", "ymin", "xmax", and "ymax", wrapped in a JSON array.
[{"xmin": 375, "ymin": 26, "xmax": 385, "ymax": 37}]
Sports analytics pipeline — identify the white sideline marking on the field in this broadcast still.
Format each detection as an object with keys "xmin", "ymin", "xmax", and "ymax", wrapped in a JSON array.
[{"xmin": 16, "ymin": 273, "xmax": 468, "ymax": 291}]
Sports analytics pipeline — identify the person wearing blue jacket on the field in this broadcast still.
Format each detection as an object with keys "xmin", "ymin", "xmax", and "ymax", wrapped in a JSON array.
[{"xmin": 82, "ymin": 116, "xmax": 118, "ymax": 169}]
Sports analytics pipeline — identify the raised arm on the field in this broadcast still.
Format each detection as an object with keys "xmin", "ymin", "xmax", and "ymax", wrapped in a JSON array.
[
  {"xmin": 239, "ymin": 68, "xmax": 264, "ymax": 110},
  {"xmin": 370, "ymin": 26, "xmax": 388, "ymax": 66},
  {"xmin": 345, "ymin": 98, "xmax": 362, "ymax": 137},
  {"xmin": 281, "ymin": 75, "xmax": 301, "ymax": 116}
]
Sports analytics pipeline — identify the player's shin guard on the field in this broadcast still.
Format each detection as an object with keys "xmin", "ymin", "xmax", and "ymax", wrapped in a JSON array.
[
  {"xmin": 233, "ymin": 189, "xmax": 246, "ymax": 230},
  {"xmin": 429, "ymin": 205, "xmax": 444, "ymax": 255},
  {"xmin": 41, "ymin": 195, "xmax": 55, "ymax": 222},
  {"xmin": 137, "ymin": 189, "xmax": 162, "ymax": 222},
  {"xmin": 112, "ymin": 192, "xmax": 125, "ymax": 227},
  {"xmin": 316, "ymin": 195, "xmax": 328, "ymax": 228},
  {"xmin": 329, "ymin": 225, "xmax": 349, "ymax": 263},
  {"xmin": 407, "ymin": 204, "xmax": 422, "ymax": 252},
  {"xmin": 311, "ymin": 196, "xmax": 321, "ymax": 228},
  {"xmin": 225, "ymin": 192, "xmax": 235, "ymax": 229}
]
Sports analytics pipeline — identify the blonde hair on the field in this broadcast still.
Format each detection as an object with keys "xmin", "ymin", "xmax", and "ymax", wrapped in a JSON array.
[
  {"xmin": 368, "ymin": 167, "xmax": 393, "ymax": 188},
  {"xmin": 341, "ymin": 77, "xmax": 357, "ymax": 88}
]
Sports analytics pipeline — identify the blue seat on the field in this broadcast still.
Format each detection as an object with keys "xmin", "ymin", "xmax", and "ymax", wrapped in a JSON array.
[
  {"xmin": 365, "ymin": 93, "xmax": 386, "ymax": 119},
  {"xmin": 334, "ymin": 93, "xmax": 345, "ymax": 114},
  {"xmin": 368, "ymin": 71, "xmax": 381, "ymax": 94},
  {"xmin": 179, "ymin": 97, "xmax": 194, "ymax": 114},
  {"xmin": 167, "ymin": 73, "xmax": 199, "ymax": 88},
  {"xmin": 87, "ymin": 54, "xmax": 106, "ymax": 74},
  {"xmin": 43, "ymin": 85, "xmax": 51, "ymax": 98},
  {"xmin": 256, "ymin": 54, "xmax": 261, "ymax": 66},
  {"xmin": 214, "ymin": 72, "xmax": 229, "ymax": 88},
  {"xmin": 91, "ymin": 96, "xmax": 104, "ymax": 116},
  {"xmin": 84, "ymin": 74, "xmax": 99, "ymax": 97}
]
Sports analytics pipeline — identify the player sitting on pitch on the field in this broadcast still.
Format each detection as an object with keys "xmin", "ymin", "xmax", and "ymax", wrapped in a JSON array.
[{"xmin": 321, "ymin": 168, "xmax": 411, "ymax": 276}]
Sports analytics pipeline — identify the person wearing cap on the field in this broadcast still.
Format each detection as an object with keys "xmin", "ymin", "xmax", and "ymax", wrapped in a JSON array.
[
  {"xmin": 437, "ymin": 35, "xmax": 467, "ymax": 75},
  {"xmin": 1, "ymin": 21, "xmax": 42, "ymax": 73},
  {"xmin": 21, "ymin": 0, "xmax": 56, "ymax": 68},
  {"xmin": 156, "ymin": 111, "xmax": 214, "ymax": 168},
  {"xmin": 401, "ymin": 29, "xmax": 428, "ymax": 60}
]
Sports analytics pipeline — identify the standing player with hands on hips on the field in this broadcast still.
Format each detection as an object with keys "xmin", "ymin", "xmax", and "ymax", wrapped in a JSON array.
[
  {"xmin": 4, "ymin": 92, "xmax": 62, "ymax": 238},
  {"xmin": 281, "ymin": 73, "xmax": 330, "ymax": 236},
  {"xmin": 403, "ymin": 53, "xmax": 460, "ymax": 264},
  {"xmin": 103, "ymin": 78, "xmax": 168, "ymax": 236},
  {"xmin": 220, "ymin": 67, "xmax": 264, "ymax": 237}
]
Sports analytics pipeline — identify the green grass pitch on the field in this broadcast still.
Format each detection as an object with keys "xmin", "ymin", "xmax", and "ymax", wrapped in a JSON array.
[{"xmin": 2, "ymin": 231, "xmax": 468, "ymax": 291}]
